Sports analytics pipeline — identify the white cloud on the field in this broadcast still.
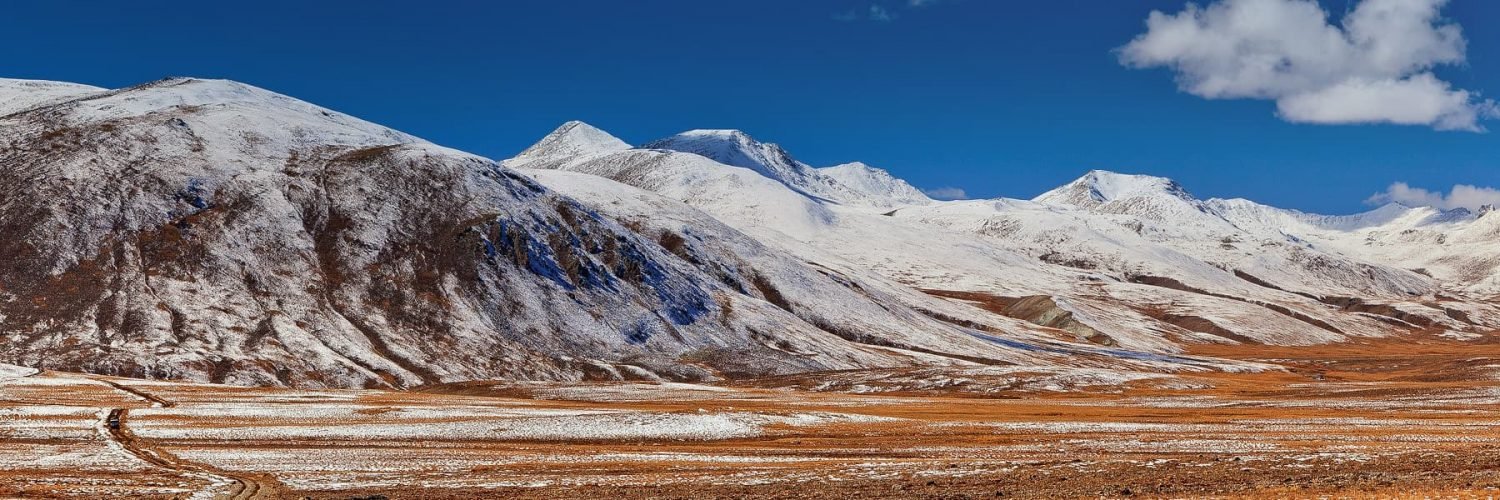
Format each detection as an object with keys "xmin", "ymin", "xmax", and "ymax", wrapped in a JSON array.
[
  {"xmin": 909, "ymin": 0, "xmax": 940, "ymax": 7},
  {"xmin": 923, "ymin": 186, "xmax": 968, "ymax": 200},
  {"xmin": 1120, "ymin": 0, "xmax": 1495, "ymax": 131},
  {"xmin": 1367, "ymin": 182, "xmax": 1500, "ymax": 211},
  {"xmin": 1277, "ymin": 74, "xmax": 1495, "ymax": 130},
  {"xmin": 869, "ymin": 5, "xmax": 895, "ymax": 22}
]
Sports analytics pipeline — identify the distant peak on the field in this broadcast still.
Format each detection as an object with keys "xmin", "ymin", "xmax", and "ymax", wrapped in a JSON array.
[
  {"xmin": 552, "ymin": 120, "xmax": 627, "ymax": 143},
  {"xmin": 819, "ymin": 162, "xmax": 934, "ymax": 206},
  {"xmin": 1078, "ymin": 169, "xmax": 1176, "ymax": 185},
  {"xmin": 513, "ymin": 120, "xmax": 631, "ymax": 161},
  {"xmin": 1081, "ymin": 170, "xmax": 1186, "ymax": 196},
  {"xmin": 819, "ymin": 161, "xmax": 907, "ymax": 187},
  {"xmin": 1036, "ymin": 170, "xmax": 1193, "ymax": 206},
  {"xmin": 643, "ymin": 128, "xmax": 804, "ymax": 177},
  {"xmin": 134, "ymin": 77, "xmax": 246, "ymax": 91},
  {"xmin": 649, "ymin": 129, "xmax": 780, "ymax": 152},
  {"xmin": 824, "ymin": 161, "xmax": 875, "ymax": 171},
  {"xmin": 675, "ymin": 129, "xmax": 754, "ymax": 141},
  {"xmin": 557, "ymin": 119, "xmax": 601, "ymax": 131}
]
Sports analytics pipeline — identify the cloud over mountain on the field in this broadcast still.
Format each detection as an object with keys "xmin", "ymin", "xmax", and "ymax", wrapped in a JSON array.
[
  {"xmin": 1119, "ymin": 0, "xmax": 1496, "ymax": 131},
  {"xmin": 1368, "ymin": 182, "xmax": 1500, "ymax": 211}
]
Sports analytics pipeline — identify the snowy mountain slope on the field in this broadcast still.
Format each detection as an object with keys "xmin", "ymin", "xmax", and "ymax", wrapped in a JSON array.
[
  {"xmin": 4, "ymin": 77, "xmax": 1110, "ymax": 389},
  {"xmin": 500, "ymin": 120, "xmax": 630, "ymax": 171},
  {"xmin": 1035, "ymin": 170, "xmax": 1195, "ymax": 209},
  {"xmin": 515, "ymin": 126, "xmax": 1265, "ymax": 352},
  {"xmin": 643, "ymin": 130, "xmax": 844, "ymax": 199},
  {"xmin": 505, "ymin": 132, "xmax": 839, "ymax": 240},
  {"xmin": 515, "ymin": 123, "xmax": 1499, "ymax": 354},
  {"xmin": 868, "ymin": 198, "xmax": 1449, "ymax": 348},
  {"xmin": 7, "ymin": 76, "xmax": 1495, "ymax": 391},
  {"xmin": 901, "ymin": 172, "xmax": 1492, "ymax": 333},
  {"xmin": 520, "ymin": 129, "xmax": 1267, "ymax": 351},
  {"xmin": 509, "ymin": 126, "xmax": 1065, "ymax": 292},
  {"xmin": 522, "ymin": 170, "xmax": 1052, "ymax": 367},
  {"xmin": 1023, "ymin": 171, "xmax": 1437, "ymax": 299},
  {"xmin": 1206, "ymin": 198, "xmax": 1500, "ymax": 295},
  {"xmin": 523, "ymin": 168, "xmax": 1256, "ymax": 372},
  {"xmin": 818, "ymin": 162, "xmax": 934, "ymax": 207},
  {"xmin": 642, "ymin": 129, "xmax": 928, "ymax": 209},
  {"xmin": 508, "ymin": 129, "xmax": 1170, "ymax": 350},
  {"xmin": 0, "ymin": 78, "xmax": 105, "ymax": 116}
]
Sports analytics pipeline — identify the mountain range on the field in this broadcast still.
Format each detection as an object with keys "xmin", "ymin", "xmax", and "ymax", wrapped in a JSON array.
[{"xmin": 2, "ymin": 77, "xmax": 1496, "ymax": 389}]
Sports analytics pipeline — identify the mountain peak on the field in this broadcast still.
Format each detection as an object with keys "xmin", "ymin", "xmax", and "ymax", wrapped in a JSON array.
[
  {"xmin": 826, "ymin": 161, "xmax": 875, "ymax": 171},
  {"xmin": 1036, "ymin": 170, "xmax": 1193, "ymax": 207},
  {"xmin": 2, "ymin": 76, "xmax": 425, "ymax": 149},
  {"xmin": 819, "ymin": 162, "xmax": 934, "ymax": 206},
  {"xmin": 675, "ymin": 129, "xmax": 755, "ymax": 141},
  {"xmin": 508, "ymin": 121, "xmax": 631, "ymax": 167},
  {"xmin": 642, "ymin": 130, "xmax": 938, "ymax": 208},
  {"xmin": 644, "ymin": 129, "xmax": 794, "ymax": 168},
  {"xmin": 547, "ymin": 120, "xmax": 630, "ymax": 149},
  {"xmin": 643, "ymin": 128, "xmax": 824, "ymax": 192}
]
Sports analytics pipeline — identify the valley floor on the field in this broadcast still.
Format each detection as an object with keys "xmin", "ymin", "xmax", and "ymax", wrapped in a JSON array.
[{"xmin": 5, "ymin": 337, "xmax": 1500, "ymax": 499}]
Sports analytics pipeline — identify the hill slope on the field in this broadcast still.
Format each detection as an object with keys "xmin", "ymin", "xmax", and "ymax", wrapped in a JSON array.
[
  {"xmin": 0, "ymin": 78, "xmax": 1037, "ymax": 388},
  {"xmin": 517, "ymin": 123, "xmax": 1500, "ymax": 356},
  {"xmin": 1, "ymin": 78, "xmax": 1238, "ymax": 389}
]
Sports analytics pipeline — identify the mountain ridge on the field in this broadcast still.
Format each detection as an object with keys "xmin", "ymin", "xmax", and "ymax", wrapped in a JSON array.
[
  {"xmin": 4, "ymin": 78, "xmax": 1243, "ymax": 389},
  {"xmin": 4, "ymin": 78, "xmax": 1498, "ymax": 391},
  {"xmin": 517, "ymin": 120, "xmax": 1500, "ymax": 359}
]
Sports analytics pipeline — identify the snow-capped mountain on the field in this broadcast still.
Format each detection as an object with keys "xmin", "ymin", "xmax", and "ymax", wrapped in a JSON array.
[
  {"xmin": 4, "ymin": 77, "xmax": 1497, "ymax": 391},
  {"xmin": 1205, "ymin": 197, "xmax": 1500, "ymax": 294},
  {"xmin": 0, "ymin": 78, "xmax": 929, "ymax": 387},
  {"xmin": 0, "ymin": 78, "xmax": 105, "ymax": 115},
  {"xmin": 643, "ymin": 130, "xmax": 837, "ymax": 197},
  {"xmin": 642, "ymin": 129, "xmax": 927, "ymax": 209},
  {"xmin": 819, "ymin": 162, "xmax": 934, "ymax": 207},
  {"xmin": 1, "ymin": 78, "xmax": 1243, "ymax": 390},
  {"xmin": 1034, "ymin": 169, "xmax": 1194, "ymax": 209},
  {"xmin": 518, "ymin": 121, "xmax": 1500, "ymax": 357},
  {"xmin": 501, "ymin": 120, "xmax": 630, "ymax": 171}
]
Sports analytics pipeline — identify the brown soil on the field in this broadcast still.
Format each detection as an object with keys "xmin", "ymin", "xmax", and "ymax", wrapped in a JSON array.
[{"xmin": 6, "ymin": 333, "xmax": 1500, "ymax": 499}]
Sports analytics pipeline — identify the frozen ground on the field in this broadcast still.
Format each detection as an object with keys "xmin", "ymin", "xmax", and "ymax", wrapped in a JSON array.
[{"xmin": 5, "ymin": 341, "xmax": 1500, "ymax": 499}]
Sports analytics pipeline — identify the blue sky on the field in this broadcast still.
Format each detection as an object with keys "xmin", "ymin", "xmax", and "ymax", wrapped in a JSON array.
[{"xmin": 2, "ymin": 0, "xmax": 1496, "ymax": 213}]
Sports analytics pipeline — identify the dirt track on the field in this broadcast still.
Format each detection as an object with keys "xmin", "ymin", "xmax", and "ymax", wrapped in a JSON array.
[{"xmin": 98, "ymin": 397, "xmax": 280, "ymax": 499}]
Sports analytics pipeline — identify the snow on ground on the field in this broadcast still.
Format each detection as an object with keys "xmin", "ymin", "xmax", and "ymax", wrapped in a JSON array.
[
  {"xmin": 500, "ymin": 381, "xmax": 758, "ymax": 402},
  {"xmin": 816, "ymin": 161, "xmax": 935, "ymax": 208},
  {"xmin": 514, "ymin": 122, "xmax": 1500, "ymax": 368},
  {"xmin": 0, "ymin": 406, "xmax": 102, "ymax": 440},
  {"xmin": 0, "ymin": 363, "xmax": 38, "ymax": 379},
  {"xmin": 133, "ymin": 407, "xmax": 893, "ymax": 442},
  {"xmin": 0, "ymin": 78, "xmax": 105, "ymax": 115}
]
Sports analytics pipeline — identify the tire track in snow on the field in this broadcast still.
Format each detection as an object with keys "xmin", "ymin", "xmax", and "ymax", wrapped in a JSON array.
[
  {"xmin": 91, "ymin": 377, "xmax": 176, "ymax": 408},
  {"xmin": 91, "ymin": 381, "xmax": 279, "ymax": 499}
]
